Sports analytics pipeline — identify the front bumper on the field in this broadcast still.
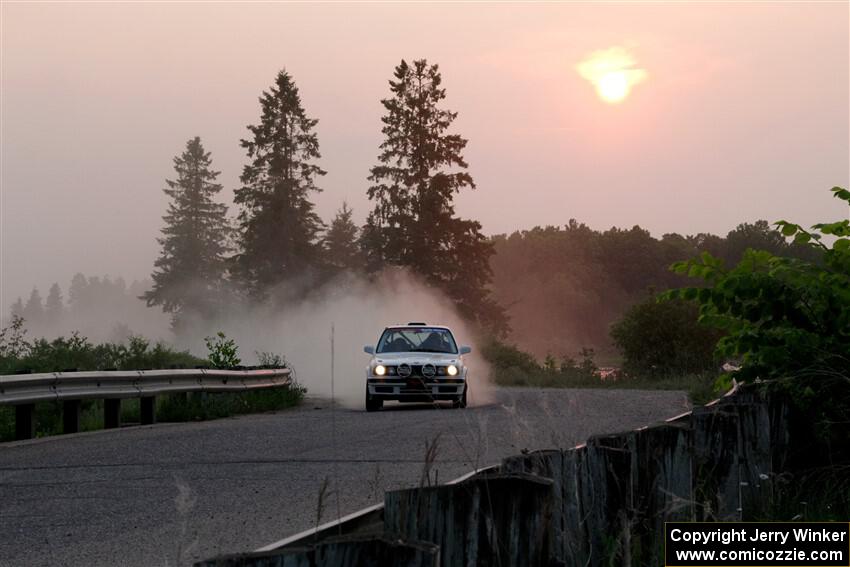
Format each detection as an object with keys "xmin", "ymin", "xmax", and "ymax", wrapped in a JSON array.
[{"xmin": 367, "ymin": 377, "xmax": 465, "ymax": 401}]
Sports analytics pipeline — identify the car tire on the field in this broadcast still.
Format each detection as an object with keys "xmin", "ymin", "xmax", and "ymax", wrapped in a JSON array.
[
  {"xmin": 452, "ymin": 385, "xmax": 468, "ymax": 409},
  {"xmin": 365, "ymin": 387, "xmax": 383, "ymax": 412}
]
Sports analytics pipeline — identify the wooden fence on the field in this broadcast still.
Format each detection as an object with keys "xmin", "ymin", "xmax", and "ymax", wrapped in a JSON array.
[{"xmin": 199, "ymin": 384, "xmax": 799, "ymax": 567}]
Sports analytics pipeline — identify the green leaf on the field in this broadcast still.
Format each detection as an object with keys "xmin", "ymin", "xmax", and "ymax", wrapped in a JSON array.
[
  {"xmin": 834, "ymin": 238, "xmax": 850, "ymax": 252},
  {"xmin": 670, "ymin": 261, "xmax": 689, "ymax": 275},
  {"xmin": 659, "ymin": 289, "xmax": 680, "ymax": 301},
  {"xmin": 780, "ymin": 223, "xmax": 798, "ymax": 237},
  {"xmin": 830, "ymin": 186, "xmax": 850, "ymax": 202},
  {"xmin": 793, "ymin": 232, "xmax": 811, "ymax": 245}
]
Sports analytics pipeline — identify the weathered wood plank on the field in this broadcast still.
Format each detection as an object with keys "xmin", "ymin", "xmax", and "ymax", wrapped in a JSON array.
[
  {"xmin": 195, "ymin": 536, "xmax": 439, "ymax": 567},
  {"xmin": 581, "ymin": 432, "xmax": 632, "ymax": 565},
  {"xmin": 384, "ymin": 472, "xmax": 553, "ymax": 567},
  {"xmin": 691, "ymin": 403, "xmax": 741, "ymax": 521},
  {"xmin": 314, "ymin": 536, "xmax": 439, "ymax": 567},
  {"xmin": 561, "ymin": 445, "xmax": 589, "ymax": 566},
  {"xmin": 502, "ymin": 449, "xmax": 566, "ymax": 561},
  {"xmin": 194, "ymin": 546, "xmax": 313, "ymax": 567},
  {"xmin": 628, "ymin": 422, "xmax": 693, "ymax": 566}
]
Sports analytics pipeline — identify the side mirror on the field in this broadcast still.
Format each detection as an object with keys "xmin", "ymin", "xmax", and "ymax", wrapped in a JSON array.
[
  {"xmin": 460, "ymin": 346, "xmax": 472, "ymax": 355},
  {"xmin": 364, "ymin": 346, "xmax": 375, "ymax": 355}
]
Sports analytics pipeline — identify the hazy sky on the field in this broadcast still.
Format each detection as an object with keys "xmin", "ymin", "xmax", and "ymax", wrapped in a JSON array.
[{"xmin": 2, "ymin": 2, "xmax": 848, "ymax": 307}]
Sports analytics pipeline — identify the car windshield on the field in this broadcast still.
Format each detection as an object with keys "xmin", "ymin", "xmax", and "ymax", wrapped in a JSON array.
[{"xmin": 376, "ymin": 327, "xmax": 458, "ymax": 354}]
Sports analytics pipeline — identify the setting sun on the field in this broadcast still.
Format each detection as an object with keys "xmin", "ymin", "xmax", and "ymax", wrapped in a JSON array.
[
  {"xmin": 577, "ymin": 46, "xmax": 648, "ymax": 104},
  {"xmin": 597, "ymin": 71, "xmax": 630, "ymax": 103}
]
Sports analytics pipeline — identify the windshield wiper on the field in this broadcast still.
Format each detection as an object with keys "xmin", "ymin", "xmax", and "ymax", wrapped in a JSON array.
[{"xmin": 410, "ymin": 348, "xmax": 448, "ymax": 353}]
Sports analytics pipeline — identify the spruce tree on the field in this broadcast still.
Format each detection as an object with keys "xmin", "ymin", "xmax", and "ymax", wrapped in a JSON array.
[
  {"xmin": 144, "ymin": 137, "xmax": 230, "ymax": 329},
  {"xmin": 22, "ymin": 287, "xmax": 44, "ymax": 327},
  {"xmin": 45, "ymin": 283, "xmax": 64, "ymax": 326},
  {"xmin": 233, "ymin": 70, "xmax": 326, "ymax": 299},
  {"xmin": 364, "ymin": 59, "xmax": 506, "ymax": 332},
  {"xmin": 10, "ymin": 297, "xmax": 24, "ymax": 320},
  {"xmin": 68, "ymin": 273, "xmax": 88, "ymax": 309},
  {"xmin": 324, "ymin": 202, "xmax": 363, "ymax": 274}
]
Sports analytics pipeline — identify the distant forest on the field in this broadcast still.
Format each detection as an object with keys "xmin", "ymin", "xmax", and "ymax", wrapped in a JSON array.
[
  {"xmin": 490, "ymin": 219, "xmax": 817, "ymax": 358},
  {"xmin": 3, "ymin": 60, "xmax": 819, "ymax": 359},
  {"xmin": 7, "ymin": 276, "xmax": 168, "ymax": 344},
  {"xmin": 7, "ymin": 219, "xmax": 815, "ymax": 358}
]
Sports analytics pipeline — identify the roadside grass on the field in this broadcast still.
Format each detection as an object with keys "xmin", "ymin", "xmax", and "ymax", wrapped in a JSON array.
[
  {"xmin": 767, "ymin": 465, "xmax": 850, "ymax": 522},
  {"xmin": 491, "ymin": 367, "xmax": 717, "ymax": 405},
  {"xmin": 156, "ymin": 386, "xmax": 306, "ymax": 422},
  {"xmin": 0, "ymin": 385, "xmax": 306, "ymax": 442},
  {"xmin": 483, "ymin": 339, "xmax": 719, "ymax": 405}
]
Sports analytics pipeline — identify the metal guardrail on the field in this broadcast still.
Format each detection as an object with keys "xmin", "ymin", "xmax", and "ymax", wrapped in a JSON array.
[
  {"xmin": 0, "ymin": 368, "xmax": 292, "ymax": 404},
  {"xmin": 0, "ymin": 368, "xmax": 291, "ymax": 440}
]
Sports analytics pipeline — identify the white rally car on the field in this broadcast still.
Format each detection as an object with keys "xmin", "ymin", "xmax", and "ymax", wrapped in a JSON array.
[{"xmin": 363, "ymin": 323, "xmax": 471, "ymax": 411}]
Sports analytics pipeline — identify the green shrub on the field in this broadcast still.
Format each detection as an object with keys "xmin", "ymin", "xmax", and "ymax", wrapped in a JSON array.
[
  {"xmin": 610, "ymin": 297, "xmax": 723, "ymax": 379},
  {"xmin": 256, "ymin": 350, "xmax": 285, "ymax": 367},
  {"xmin": 481, "ymin": 338, "xmax": 542, "ymax": 381},
  {"xmin": 204, "ymin": 331, "xmax": 241, "ymax": 368},
  {"xmin": 0, "ymin": 320, "xmax": 206, "ymax": 375},
  {"xmin": 482, "ymin": 338, "xmax": 601, "ymax": 387},
  {"xmin": 666, "ymin": 186, "xmax": 850, "ymax": 462}
]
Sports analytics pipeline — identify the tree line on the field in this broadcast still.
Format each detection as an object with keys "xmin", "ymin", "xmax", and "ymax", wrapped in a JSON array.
[
  {"xmin": 139, "ymin": 61, "xmax": 505, "ymax": 335},
  {"xmin": 489, "ymin": 218, "xmax": 819, "ymax": 358},
  {"xmin": 8, "ymin": 275, "xmax": 168, "ymax": 343}
]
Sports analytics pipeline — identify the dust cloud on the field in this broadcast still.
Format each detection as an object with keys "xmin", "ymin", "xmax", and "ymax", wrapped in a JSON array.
[{"xmin": 180, "ymin": 269, "xmax": 495, "ymax": 408}]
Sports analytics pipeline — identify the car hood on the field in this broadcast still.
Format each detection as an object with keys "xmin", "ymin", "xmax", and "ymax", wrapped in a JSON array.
[{"xmin": 373, "ymin": 352, "xmax": 461, "ymax": 365}]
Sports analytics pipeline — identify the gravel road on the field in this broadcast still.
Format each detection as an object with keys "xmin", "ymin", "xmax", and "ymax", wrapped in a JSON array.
[{"xmin": 0, "ymin": 387, "xmax": 689, "ymax": 566}]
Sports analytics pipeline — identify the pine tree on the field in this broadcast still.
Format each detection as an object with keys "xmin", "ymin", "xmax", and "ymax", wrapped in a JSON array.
[
  {"xmin": 68, "ymin": 273, "xmax": 88, "ymax": 309},
  {"xmin": 233, "ymin": 70, "xmax": 326, "ymax": 299},
  {"xmin": 323, "ymin": 202, "xmax": 363, "ymax": 274},
  {"xmin": 10, "ymin": 297, "xmax": 24, "ymax": 320},
  {"xmin": 364, "ymin": 59, "xmax": 507, "ymax": 332},
  {"xmin": 22, "ymin": 287, "xmax": 44, "ymax": 328},
  {"xmin": 144, "ymin": 137, "xmax": 230, "ymax": 329},
  {"xmin": 45, "ymin": 283, "xmax": 64, "ymax": 326}
]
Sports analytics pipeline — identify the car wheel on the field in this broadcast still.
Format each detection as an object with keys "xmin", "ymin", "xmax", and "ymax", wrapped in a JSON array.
[
  {"xmin": 452, "ymin": 385, "xmax": 468, "ymax": 409},
  {"xmin": 365, "ymin": 387, "xmax": 383, "ymax": 412}
]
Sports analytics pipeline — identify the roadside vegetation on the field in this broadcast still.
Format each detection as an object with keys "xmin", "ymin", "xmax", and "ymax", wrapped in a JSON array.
[
  {"xmin": 484, "ymin": 187, "xmax": 849, "ymax": 519},
  {"xmin": 668, "ymin": 187, "xmax": 850, "ymax": 518},
  {"xmin": 666, "ymin": 187, "xmax": 850, "ymax": 468},
  {"xmin": 486, "ymin": 188, "xmax": 849, "ymax": 414},
  {"xmin": 482, "ymin": 338, "xmax": 718, "ymax": 405},
  {"xmin": 0, "ymin": 320, "xmax": 304, "ymax": 441}
]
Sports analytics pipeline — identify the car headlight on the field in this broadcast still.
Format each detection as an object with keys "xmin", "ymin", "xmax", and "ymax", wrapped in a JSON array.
[
  {"xmin": 447, "ymin": 364, "xmax": 458, "ymax": 376},
  {"xmin": 375, "ymin": 364, "xmax": 386, "ymax": 376}
]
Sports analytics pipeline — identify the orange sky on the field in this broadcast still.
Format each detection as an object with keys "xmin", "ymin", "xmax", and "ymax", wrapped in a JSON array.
[{"xmin": 1, "ymin": 2, "xmax": 848, "ymax": 305}]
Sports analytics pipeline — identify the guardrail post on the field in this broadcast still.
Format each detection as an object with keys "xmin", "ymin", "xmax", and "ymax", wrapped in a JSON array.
[
  {"xmin": 15, "ymin": 404, "xmax": 36, "ymax": 440},
  {"xmin": 104, "ymin": 399, "xmax": 121, "ymax": 429},
  {"xmin": 63, "ymin": 400, "xmax": 81, "ymax": 434},
  {"xmin": 140, "ymin": 396, "xmax": 156, "ymax": 425}
]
